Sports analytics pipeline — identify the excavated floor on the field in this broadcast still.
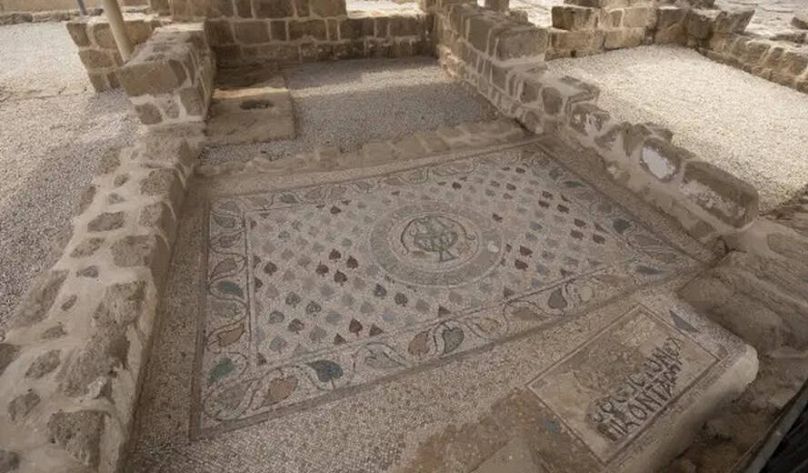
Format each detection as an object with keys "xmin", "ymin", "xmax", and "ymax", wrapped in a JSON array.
[{"xmin": 126, "ymin": 134, "xmax": 756, "ymax": 472}]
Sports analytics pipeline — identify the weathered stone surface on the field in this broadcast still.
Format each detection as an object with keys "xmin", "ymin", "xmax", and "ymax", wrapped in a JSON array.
[
  {"xmin": 41, "ymin": 324, "xmax": 67, "ymax": 340},
  {"xmin": 289, "ymin": 19, "xmax": 328, "ymax": 41},
  {"xmin": 686, "ymin": 9, "xmax": 718, "ymax": 40},
  {"xmin": 542, "ymin": 86, "xmax": 563, "ymax": 115},
  {"xmin": 206, "ymin": 19, "xmax": 234, "ymax": 45},
  {"xmin": 638, "ymin": 137, "xmax": 688, "ymax": 182},
  {"xmin": 119, "ymin": 60, "xmax": 188, "ymax": 97},
  {"xmin": 111, "ymin": 235, "xmax": 170, "ymax": 282},
  {"xmin": 310, "ymin": 0, "xmax": 346, "ymax": 17},
  {"xmin": 79, "ymin": 49, "xmax": 113, "ymax": 69},
  {"xmin": 47, "ymin": 410, "xmax": 106, "ymax": 468},
  {"xmin": 550, "ymin": 28, "xmax": 604, "ymax": 53},
  {"xmin": 255, "ymin": 0, "xmax": 294, "ymax": 18},
  {"xmin": 25, "ymin": 349, "xmax": 61, "ymax": 379},
  {"xmin": 135, "ymin": 103, "xmax": 163, "ymax": 125},
  {"xmin": 0, "ymin": 450, "xmax": 19, "ymax": 473},
  {"xmin": 66, "ymin": 21, "xmax": 90, "ymax": 47},
  {"xmin": 8, "ymin": 391, "xmax": 40, "ymax": 422},
  {"xmin": 87, "ymin": 211, "xmax": 125, "ymax": 232},
  {"xmin": 12, "ymin": 270, "xmax": 68, "ymax": 328},
  {"xmin": 713, "ymin": 8, "xmax": 754, "ymax": 34},
  {"xmin": 793, "ymin": 11, "xmax": 808, "ymax": 30},
  {"xmin": 70, "ymin": 237, "xmax": 104, "ymax": 258},
  {"xmin": 603, "ymin": 27, "xmax": 644, "ymax": 49},
  {"xmin": 494, "ymin": 26, "xmax": 547, "ymax": 60},
  {"xmin": 235, "ymin": 21, "xmax": 270, "ymax": 44},
  {"xmin": 0, "ymin": 344, "xmax": 20, "ymax": 378},
  {"xmin": 681, "ymin": 161, "xmax": 759, "ymax": 228},
  {"xmin": 552, "ymin": 5, "xmax": 599, "ymax": 31},
  {"xmin": 568, "ymin": 102, "xmax": 610, "ymax": 135},
  {"xmin": 621, "ymin": 6, "xmax": 653, "ymax": 28}
]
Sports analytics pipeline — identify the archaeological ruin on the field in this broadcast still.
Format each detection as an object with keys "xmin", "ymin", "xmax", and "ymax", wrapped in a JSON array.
[{"xmin": 0, "ymin": 0, "xmax": 807, "ymax": 471}]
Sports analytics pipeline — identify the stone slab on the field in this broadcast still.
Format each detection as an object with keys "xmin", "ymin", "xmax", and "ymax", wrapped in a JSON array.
[{"xmin": 206, "ymin": 67, "xmax": 296, "ymax": 145}]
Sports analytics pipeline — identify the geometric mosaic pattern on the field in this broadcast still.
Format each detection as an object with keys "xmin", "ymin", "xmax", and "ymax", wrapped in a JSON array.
[{"xmin": 192, "ymin": 145, "xmax": 695, "ymax": 437}]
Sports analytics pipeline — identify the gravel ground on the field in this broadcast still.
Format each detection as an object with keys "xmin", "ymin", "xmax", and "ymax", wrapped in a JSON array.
[
  {"xmin": 548, "ymin": 45, "xmax": 808, "ymax": 211},
  {"xmin": 203, "ymin": 57, "xmax": 496, "ymax": 165},
  {"xmin": 716, "ymin": 0, "xmax": 806, "ymax": 41},
  {"xmin": 0, "ymin": 23, "xmax": 136, "ymax": 328}
]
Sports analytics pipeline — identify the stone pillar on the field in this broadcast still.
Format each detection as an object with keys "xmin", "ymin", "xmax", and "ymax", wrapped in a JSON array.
[{"xmin": 101, "ymin": 0, "xmax": 133, "ymax": 61}]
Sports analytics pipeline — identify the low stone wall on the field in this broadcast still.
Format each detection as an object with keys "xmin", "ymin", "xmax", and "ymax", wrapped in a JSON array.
[
  {"xmin": 0, "ymin": 125, "xmax": 205, "ymax": 473},
  {"xmin": 0, "ymin": 0, "xmax": 143, "ymax": 13},
  {"xmin": 118, "ymin": 23, "xmax": 216, "ymax": 126},
  {"xmin": 171, "ymin": 0, "xmax": 429, "ymax": 66},
  {"xmin": 66, "ymin": 14, "xmax": 162, "ymax": 92},
  {"xmin": 435, "ymin": 1, "xmax": 759, "ymax": 243},
  {"xmin": 698, "ymin": 30, "xmax": 808, "ymax": 93}
]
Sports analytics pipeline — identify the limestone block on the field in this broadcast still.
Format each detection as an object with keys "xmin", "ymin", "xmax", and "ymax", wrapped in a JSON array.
[
  {"xmin": 254, "ymin": 0, "xmax": 294, "ymax": 18},
  {"xmin": 10, "ymin": 270, "xmax": 68, "ymax": 329},
  {"xmin": 119, "ymin": 59, "xmax": 187, "ymax": 97},
  {"xmin": 621, "ymin": 6, "xmax": 653, "ymax": 28},
  {"xmin": 549, "ymin": 28, "xmax": 604, "ymax": 53},
  {"xmin": 234, "ymin": 20, "xmax": 270, "ymax": 44},
  {"xmin": 484, "ymin": 0, "xmax": 509, "ymax": 12},
  {"xmin": 66, "ymin": 20, "xmax": 90, "ymax": 47},
  {"xmin": 686, "ymin": 9, "xmax": 718, "ymax": 40},
  {"xmin": 79, "ymin": 49, "xmax": 115, "ymax": 69},
  {"xmin": 289, "ymin": 19, "xmax": 328, "ymax": 41},
  {"xmin": 493, "ymin": 25, "xmax": 548, "ymax": 60},
  {"xmin": 205, "ymin": 19, "xmax": 235, "ymax": 45},
  {"xmin": 467, "ymin": 14, "xmax": 497, "ymax": 51},
  {"xmin": 552, "ymin": 5, "xmax": 599, "ymax": 31},
  {"xmin": 655, "ymin": 6, "xmax": 686, "ymax": 44},
  {"xmin": 47, "ymin": 410, "xmax": 107, "ymax": 468},
  {"xmin": 637, "ymin": 138, "xmax": 691, "ymax": 182},
  {"xmin": 603, "ymin": 27, "xmax": 644, "ymax": 49},
  {"xmin": 681, "ymin": 161, "xmax": 758, "ymax": 228},
  {"xmin": 713, "ymin": 8, "xmax": 754, "ymax": 34},
  {"xmin": 389, "ymin": 14, "xmax": 423, "ymax": 36},
  {"xmin": 793, "ymin": 11, "xmax": 808, "ymax": 30},
  {"xmin": 310, "ymin": 0, "xmax": 347, "ymax": 17}
]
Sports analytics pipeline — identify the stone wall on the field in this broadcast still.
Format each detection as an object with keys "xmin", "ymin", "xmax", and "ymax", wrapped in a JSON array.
[
  {"xmin": 66, "ymin": 14, "xmax": 162, "ymax": 92},
  {"xmin": 0, "ymin": 125, "xmax": 205, "ymax": 473},
  {"xmin": 435, "ymin": 1, "xmax": 759, "ymax": 243},
  {"xmin": 680, "ymin": 9, "xmax": 808, "ymax": 93},
  {"xmin": 171, "ymin": 0, "xmax": 430, "ymax": 66},
  {"xmin": 118, "ymin": 23, "xmax": 216, "ymax": 126}
]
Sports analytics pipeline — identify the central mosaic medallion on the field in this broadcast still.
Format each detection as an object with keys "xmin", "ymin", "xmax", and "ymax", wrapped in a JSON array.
[
  {"xmin": 371, "ymin": 202, "xmax": 502, "ymax": 286},
  {"xmin": 192, "ymin": 145, "xmax": 695, "ymax": 438}
]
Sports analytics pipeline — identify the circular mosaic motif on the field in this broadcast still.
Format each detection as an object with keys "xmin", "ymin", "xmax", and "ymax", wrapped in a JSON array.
[{"xmin": 370, "ymin": 202, "xmax": 503, "ymax": 287}]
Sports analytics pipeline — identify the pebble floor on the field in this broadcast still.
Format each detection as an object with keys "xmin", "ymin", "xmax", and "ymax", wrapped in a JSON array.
[
  {"xmin": 202, "ymin": 57, "xmax": 497, "ymax": 166},
  {"xmin": 548, "ymin": 45, "xmax": 808, "ymax": 212},
  {"xmin": 0, "ymin": 23, "xmax": 136, "ymax": 328}
]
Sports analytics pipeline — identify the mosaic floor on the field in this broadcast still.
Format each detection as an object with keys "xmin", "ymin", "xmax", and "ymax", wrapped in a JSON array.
[{"xmin": 193, "ymin": 144, "xmax": 696, "ymax": 437}]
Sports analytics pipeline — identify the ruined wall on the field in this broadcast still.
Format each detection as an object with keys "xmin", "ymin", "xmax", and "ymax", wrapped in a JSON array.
[
  {"xmin": 435, "ymin": 1, "xmax": 759, "ymax": 243},
  {"xmin": 118, "ymin": 23, "xmax": 216, "ymax": 126},
  {"xmin": 170, "ymin": 0, "xmax": 429, "ymax": 66},
  {"xmin": 66, "ymin": 14, "xmax": 162, "ymax": 92},
  {"xmin": 0, "ymin": 126, "xmax": 205, "ymax": 473},
  {"xmin": 682, "ymin": 8, "xmax": 808, "ymax": 93},
  {"xmin": 0, "ymin": 0, "xmax": 144, "ymax": 13}
]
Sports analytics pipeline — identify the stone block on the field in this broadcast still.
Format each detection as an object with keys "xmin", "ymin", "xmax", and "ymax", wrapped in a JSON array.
[
  {"xmin": 91, "ymin": 22, "xmax": 116, "ymax": 49},
  {"xmin": 289, "ymin": 19, "xmax": 328, "ymax": 41},
  {"xmin": 0, "ymin": 450, "xmax": 19, "ymax": 472},
  {"xmin": 255, "ymin": 0, "xmax": 294, "ymax": 18},
  {"xmin": 66, "ymin": 21, "xmax": 90, "ymax": 47},
  {"xmin": 206, "ymin": 19, "xmax": 235, "ymax": 45},
  {"xmin": 339, "ymin": 17, "xmax": 366, "ymax": 40},
  {"xmin": 235, "ymin": 20, "xmax": 270, "ymax": 44},
  {"xmin": 622, "ymin": 6, "xmax": 654, "ymax": 28},
  {"xmin": 135, "ymin": 103, "xmax": 163, "ymax": 125},
  {"xmin": 552, "ymin": 6, "xmax": 599, "ymax": 31},
  {"xmin": 467, "ymin": 14, "xmax": 496, "ymax": 51},
  {"xmin": 179, "ymin": 84, "xmax": 206, "ymax": 117},
  {"xmin": 713, "ymin": 8, "xmax": 754, "ymax": 34},
  {"xmin": 494, "ymin": 26, "xmax": 548, "ymax": 60},
  {"xmin": 119, "ymin": 59, "xmax": 188, "ymax": 97},
  {"xmin": 484, "ymin": 0, "xmax": 509, "ymax": 12},
  {"xmin": 603, "ymin": 27, "xmax": 644, "ymax": 49},
  {"xmin": 79, "ymin": 49, "xmax": 114, "ymax": 69},
  {"xmin": 310, "ymin": 0, "xmax": 346, "ymax": 17},
  {"xmin": 638, "ymin": 138, "xmax": 690, "ymax": 182},
  {"xmin": 11, "ymin": 270, "xmax": 69, "ymax": 329},
  {"xmin": 793, "ymin": 11, "xmax": 808, "ymax": 30},
  {"xmin": 126, "ymin": 19, "xmax": 155, "ymax": 44},
  {"xmin": 389, "ymin": 15, "xmax": 422, "ymax": 37},
  {"xmin": 655, "ymin": 6, "xmax": 686, "ymax": 44},
  {"xmin": 686, "ymin": 9, "xmax": 718, "ymax": 40},
  {"xmin": 0, "ymin": 343, "xmax": 20, "ymax": 377},
  {"xmin": 271, "ymin": 20, "xmax": 289, "ymax": 40},
  {"xmin": 549, "ymin": 28, "xmax": 604, "ymax": 53},
  {"xmin": 681, "ymin": 161, "xmax": 758, "ymax": 228},
  {"xmin": 568, "ymin": 102, "xmax": 610, "ymax": 136},
  {"xmin": 47, "ymin": 410, "xmax": 107, "ymax": 468},
  {"xmin": 9, "ymin": 391, "xmax": 40, "ymax": 422},
  {"xmin": 601, "ymin": 9, "xmax": 623, "ymax": 28},
  {"xmin": 235, "ymin": 0, "xmax": 252, "ymax": 17},
  {"xmin": 778, "ymin": 50, "xmax": 808, "ymax": 77},
  {"xmin": 111, "ymin": 234, "xmax": 171, "ymax": 283}
]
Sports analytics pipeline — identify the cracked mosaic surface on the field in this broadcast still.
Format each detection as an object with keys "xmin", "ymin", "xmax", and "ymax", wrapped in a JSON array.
[{"xmin": 192, "ymin": 145, "xmax": 696, "ymax": 437}]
